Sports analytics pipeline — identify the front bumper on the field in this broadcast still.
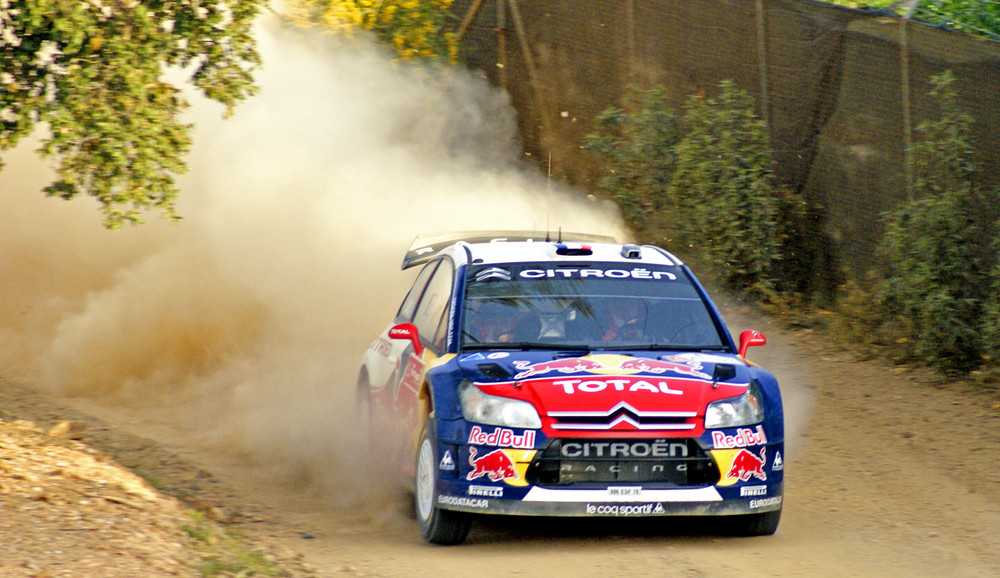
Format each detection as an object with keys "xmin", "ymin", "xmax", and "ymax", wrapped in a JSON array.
[
  {"xmin": 433, "ymin": 421, "xmax": 784, "ymax": 518},
  {"xmin": 435, "ymin": 481, "xmax": 783, "ymax": 517}
]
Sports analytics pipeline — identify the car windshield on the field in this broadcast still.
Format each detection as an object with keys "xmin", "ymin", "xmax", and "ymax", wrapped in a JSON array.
[{"xmin": 460, "ymin": 262, "xmax": 727, "ymax": 351}]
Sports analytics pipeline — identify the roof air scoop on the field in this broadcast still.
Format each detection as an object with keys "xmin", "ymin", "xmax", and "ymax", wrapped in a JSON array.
[{"xmin": 621, "ymin": 244, "xmax": 642, "ymax": 259}]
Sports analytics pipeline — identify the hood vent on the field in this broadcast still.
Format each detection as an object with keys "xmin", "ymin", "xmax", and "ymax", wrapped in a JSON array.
[{"xmin": 476, "ymin": 363, "xmax": 512, "ymax": 380}]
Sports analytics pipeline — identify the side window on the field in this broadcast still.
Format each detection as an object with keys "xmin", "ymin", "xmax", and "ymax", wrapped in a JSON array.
[
  {"xmin": 396, "ymin": 261, "xmax": 439, "ymax": 323},
  {"xmin": 412, "ymin": 261, "xmax": 455, "ymax": 347}
]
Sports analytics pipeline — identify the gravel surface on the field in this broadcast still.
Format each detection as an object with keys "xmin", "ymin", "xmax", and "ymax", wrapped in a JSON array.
[{"xmin": 4, "ymin": 300, "xmax": 1000, "ymax": 577}]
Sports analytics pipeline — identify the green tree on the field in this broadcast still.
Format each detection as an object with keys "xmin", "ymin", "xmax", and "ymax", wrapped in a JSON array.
[
  {"xmin": 879, "ymin": 71, "xmax": 989, "ymax": 374},
  {"xmin": 584, "ymin": 82, "xmax": 806, "ymax": 295},
  {"xmin": 285, "ymin": 0, "xmax": 457, "ymax": 62},
  {"xmin": 916, "ymin": 0, "xmax": 1000, "ymax": 40},
  {"xmin": 668, "ymin": 80, "xmax": 781, "ymax": 293},
  {"xmin": 0, "ymin": 0, "xmax": 263, "ymax": 228},
  {"xmin": 823, "ymin": 0, "xmax": 1000, "ymax": 41},
  {"xmin": 581, "ymin": 86, "xmax": 678, "ymax": 230}
]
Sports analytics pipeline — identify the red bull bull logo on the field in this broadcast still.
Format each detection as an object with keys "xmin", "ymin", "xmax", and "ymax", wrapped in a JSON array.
[
  {"xmin": 514, "ymin": 356, "xmax": 711, "ymax": 380},
  {"xmin": 467, "ymin": 448, "xmax": 519, "ymax": 482},
  {"xmin": 514, "ymin": 358, "xmax": 607, "ymax": 379},
  {"xmin": 618, "ymin": 357, "xmax": 711, "ymax": 380},
  {"xmin": 726, "ymin": 447, "xmax": 767, "ymax": 482}
]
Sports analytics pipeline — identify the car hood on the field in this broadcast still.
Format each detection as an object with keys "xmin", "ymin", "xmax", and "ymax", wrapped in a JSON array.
[{"xmin": 458, "ymin": 352, "xmax": 750, "ymax": 435}]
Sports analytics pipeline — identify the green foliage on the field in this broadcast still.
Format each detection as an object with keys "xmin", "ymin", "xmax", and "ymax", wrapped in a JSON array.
[
  {"xmin": 880, "ymin": 190, "xmax": 985, "ymax": 373},
  {"xmin": 877, "ymin": 71, "xmax": 990, "ymax": 375},
  {"xmin": 286, "ymin": 0, "xmax": 458, "ymax": 62},
  {"xmin": 829, "ymin": 277, "xmax": 893, "ymax": 356},
  {"xmin": 202, "ymin": 549, "xmax": 282, "ymax": 577},
  {"xmin": 825, "ymin": 70, "xmax": 1000, "ymax": 380},
  {"xmin": 983, "ymin": 223, "xmax": 1000, "ymax": 380},
  {"xmin": 910, "ymin": 70, "xmax": 978, "ymax": 193},
  {"xmin": 915, "ymin": 1, "xmax": 1000, "ymax": 40},
  {"xmin": 668, "ymin": 81, "xmax": 782, "ymax": 293},
  {"xmin": 581, "ymin": 86, "xmax": 678, "ymax": 226},
  {"xmin": 181, "ymin": 510, "xmax": 214, "ymax": 543},
  {"xmin": 182, "ymin": 510, "xmax": 283, "ymax": 577},
  {"xmin": 822, "ymin": 0, "xmax": 896, "ymax": 7},
  {"xmin": 822, "ymin": 0, "xmax": 1000, "ymax": 41},
  {"xmin": 584, "ymin": 81, "xmax": 806, "ymax": 295},
  {"xmin": 0, "ymin": 0, "xmax": 263, "ymax": 228},
  {"xmin": 769, "ymin": 183, "xmax": 814, "ymax": 295}
]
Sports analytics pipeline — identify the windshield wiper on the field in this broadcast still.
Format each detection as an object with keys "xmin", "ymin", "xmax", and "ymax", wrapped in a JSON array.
[
  {"xmin": 594, "ymin": 344, "xmax": 726, "ymax": 352},
  {"xmin": 461, "ymin": 342, "xmax": 590, "ymax": 351}
]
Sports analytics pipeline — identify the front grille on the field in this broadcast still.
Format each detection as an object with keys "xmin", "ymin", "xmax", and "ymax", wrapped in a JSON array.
[
  {"xmin": 547, "ymin": 401, "xmax": 697, "ymax": 431},
  {"xmin": 525, "ymin": 438, "xmax": 718, "ymax": 486}
]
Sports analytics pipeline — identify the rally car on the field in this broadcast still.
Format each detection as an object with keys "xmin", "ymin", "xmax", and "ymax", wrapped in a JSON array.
[{"xmin": 357, "ymin": 231, "xmax": 783, "ymax": 544}]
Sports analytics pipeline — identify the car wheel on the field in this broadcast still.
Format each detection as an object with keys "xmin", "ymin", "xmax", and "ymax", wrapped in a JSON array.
[
  {"xmin": 729, "ymin": 507, "xmax": 781, "ymax": 536},
  {"xmin": 415, "ymin": 419, "xmax": 471, "ymax": 545}
]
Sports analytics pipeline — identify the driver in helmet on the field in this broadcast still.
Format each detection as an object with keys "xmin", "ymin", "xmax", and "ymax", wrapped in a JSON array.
[
  {"xmin": 472, "ymin": 302, "xmax": 518, "ymax": 343},
  {"xmin": 602, "ymin": 298, "xmax": 646, "ymax": 341}
]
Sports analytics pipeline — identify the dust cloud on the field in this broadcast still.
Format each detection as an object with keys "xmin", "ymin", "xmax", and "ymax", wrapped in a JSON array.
[{"xmin": 0, "ymin": 17, "xmax": 624, "ymax": 505}]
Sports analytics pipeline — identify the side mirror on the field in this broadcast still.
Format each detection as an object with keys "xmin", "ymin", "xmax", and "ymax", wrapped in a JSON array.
[
  {"xmin": 738, "ymin": 329, "xmax": 767, "ymax": 359},
  {"xmin": 389, "ymin": 322, "xmax": 424, "ymax": 356}
]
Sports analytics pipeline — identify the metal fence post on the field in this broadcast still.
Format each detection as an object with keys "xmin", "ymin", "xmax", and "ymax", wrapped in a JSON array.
[
  {"xmin": 506, "ymin": 0, "xmax": 551, "ymax": 143},
  {"xmin": 900, "ymin": 0, "xmax": 921, "ymax": 202},
  {"xmin": 497, "ymin": 0, "xmax": 507, "ymax": 88},
  {"xmin": 627, "ymin": 0, "xmax": 636, "ymax": 75},
  {"xmin": 755, "ymin": 0, "xmax": 771, "ymax": 138}
]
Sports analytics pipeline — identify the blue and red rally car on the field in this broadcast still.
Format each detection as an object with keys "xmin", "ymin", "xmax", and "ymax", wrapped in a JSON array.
[{"xmin": 357, "ymin": 232, "xmax": 783, "ymax": 544}]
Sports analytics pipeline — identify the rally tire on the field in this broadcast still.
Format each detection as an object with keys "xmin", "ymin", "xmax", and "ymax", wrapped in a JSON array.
[
  {"xmin": 415, "ymin": 420, "xmax": 471, "ymax": 545},
  {"xmin": 729, "ymin": 507, "xmax": 782, "ymax": 537}
]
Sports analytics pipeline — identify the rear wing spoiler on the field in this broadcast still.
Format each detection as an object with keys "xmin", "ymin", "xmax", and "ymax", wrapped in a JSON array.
[{"xmin": 401, "ymin": 230, "xmax": 619, "ymax": 270}]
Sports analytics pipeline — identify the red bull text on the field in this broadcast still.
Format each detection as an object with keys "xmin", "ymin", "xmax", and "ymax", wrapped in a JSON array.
[
  {"xmin": 467, "ymin": 426, "xmax": 536, "ymax": 449},
  {"xmin": 712, "ymin": 425, "xmax": 768, "ymax": 449}
]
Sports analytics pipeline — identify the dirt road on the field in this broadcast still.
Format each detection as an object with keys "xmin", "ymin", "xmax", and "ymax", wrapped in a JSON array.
[
  {"xmin": 3, "ymin": 14, "xmax": 998, "ymax": 577},
  {"xmin": 5, "ymin": 299, "xmax": 1000, "ymax": 577}
]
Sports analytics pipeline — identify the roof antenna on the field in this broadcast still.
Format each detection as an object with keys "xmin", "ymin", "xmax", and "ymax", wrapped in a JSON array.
[
  {"xmin": 557, "ymin": 226, "xmax": 562, "ymax": 243},
  {"xmin": 545, "ymin": 153, "xmax": 553, "ymax": 242}
]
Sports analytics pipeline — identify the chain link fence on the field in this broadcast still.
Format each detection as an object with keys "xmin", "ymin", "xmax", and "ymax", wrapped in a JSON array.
[{"xmin": 452, "ymin": 0, "xmax": 1000, "ymax": 289}]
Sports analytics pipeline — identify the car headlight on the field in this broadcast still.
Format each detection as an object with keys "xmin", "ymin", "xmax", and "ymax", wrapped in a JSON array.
[
  {"xmin": 704, "ymin": 382, "xmax": 764, "ymax": 428},
  {"xmin": 459, "ymin": 380, "xmax": 542, "ymax": 429}
]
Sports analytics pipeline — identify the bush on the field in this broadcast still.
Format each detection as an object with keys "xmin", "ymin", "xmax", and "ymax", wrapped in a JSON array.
[
  {"xmin": 667, "ymin": 80, "xmax": 783, "ymax": 293},
  {"xmin": 877, "ymin": 71, "xmax": 992, "ymax": 375},
  {"xmin": 584, "ymin": 81, "xmax": 807, "ymax": 296},
  {"xmin": 981, "ymin": 228, "xmax": 1000, "ymax": 381},
  {"xmin": 581, "ymin": 87, "xmax": 679, "ymax": 228},
  {"xmin": 880, "ymin": 190, "xmax": 985, "ymax": 373}
]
